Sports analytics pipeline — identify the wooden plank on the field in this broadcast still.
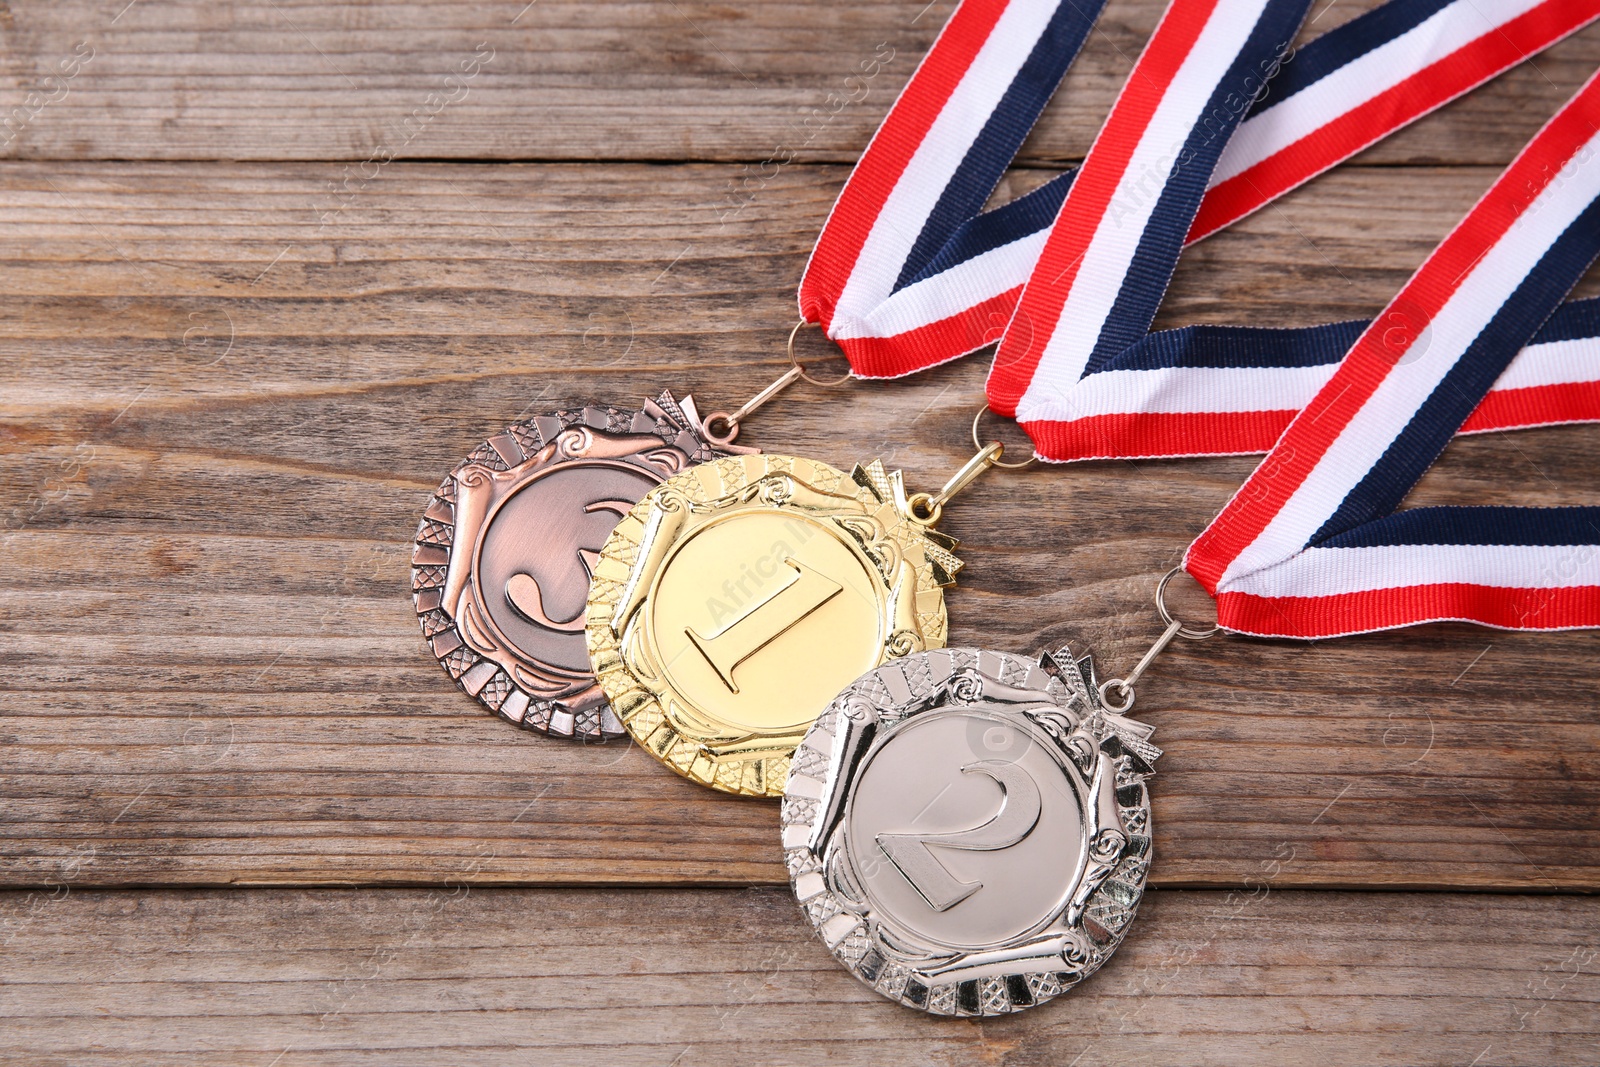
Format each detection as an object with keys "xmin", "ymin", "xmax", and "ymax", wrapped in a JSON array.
[
  {"xmin": 1, "ymin": 886, "xmax": 1596, "ymax": 1065},
  {"xmin": 0, "ymin": 0, "xmax": 1595, "ymax": 163},
  {"xmin": 2, "ymin": 161, "xmax": 1598, "ymax": 890}
]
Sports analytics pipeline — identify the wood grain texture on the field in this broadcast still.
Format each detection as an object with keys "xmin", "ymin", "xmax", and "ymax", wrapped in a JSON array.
[
  {"xmin": 3, "ymin": 0, "xmax": 1599, "ymax": 1056},
  {"xmin": 2, "ymin": 160, "xmax": 1597, "ymax": 890},
  {"xmin": 0, "ymin": 0, "xmax": 1596, "ymax": 164},
  {"xmin": 1, "ymin": 886, "xmax": 1596, "ymax": 1066}
]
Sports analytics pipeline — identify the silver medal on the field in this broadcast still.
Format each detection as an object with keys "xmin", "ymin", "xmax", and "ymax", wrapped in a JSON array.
[{"xmin": 782, "ymin": 646, "xmax": 1159, "ymax": 1015}]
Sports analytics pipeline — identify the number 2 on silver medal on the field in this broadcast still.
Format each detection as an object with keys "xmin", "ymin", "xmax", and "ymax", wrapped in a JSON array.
[{"xmin": 876, "ymin": 759, "xmax": 1043, "ymax": 911}]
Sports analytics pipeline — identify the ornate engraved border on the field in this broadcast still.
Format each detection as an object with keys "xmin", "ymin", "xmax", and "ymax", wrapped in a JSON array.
[{"xmin": 781, "ymin": 646, "xmax": 1160, "ymax": 1015}]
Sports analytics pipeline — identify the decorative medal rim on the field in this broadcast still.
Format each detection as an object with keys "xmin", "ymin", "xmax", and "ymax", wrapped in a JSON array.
[
  {"xmin": 781, "ymin": 646, "xmax": 1158, "ymax": 1016},
  {"xmin": 411, "ymin": 391, "xmax": 744, "ymax": 742},
  {"xmin": 584, "ymin": 453, "xmax": 960, "ymax": 797}
]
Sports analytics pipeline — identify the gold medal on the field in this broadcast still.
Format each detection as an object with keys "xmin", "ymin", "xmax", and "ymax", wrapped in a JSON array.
[{"xmin": 585, "ymin": 452, "xmax": 979, "ymax": 796}]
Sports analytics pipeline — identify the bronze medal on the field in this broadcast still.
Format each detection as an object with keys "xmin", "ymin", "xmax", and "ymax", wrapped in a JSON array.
[{"xmin": 412, "ymin": 391, "xmax": 752, "ymax": 740}]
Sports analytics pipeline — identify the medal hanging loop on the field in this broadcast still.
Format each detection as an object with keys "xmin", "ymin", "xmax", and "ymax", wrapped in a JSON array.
[
  {"xmin": 908, "ymin": 404, "xmax": 1040, "ymax": 524},
  {"xmin": 906, "ymin": 441, "xmax": 1002, "ymax": 526},
  {"xmin": 1098, "ymin": 568, "xmax": 1219, "ymax": 712},
  {"xmin": 703, "ymin": 322, "xmax": 851, "ymax": 445},
  {"xmin": 971, "ymin": 405, "xmax": 1039, "ymax": 469}
]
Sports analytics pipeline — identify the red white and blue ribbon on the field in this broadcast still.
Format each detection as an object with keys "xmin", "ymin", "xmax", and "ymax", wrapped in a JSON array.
[
  {"xmin": 804, "ymin": 0, "xmax": 1600, "ymax": 637},
  {"xmin": 995, "ymin": 0, "xmax": 1600, "ymax": 462},
  {"xmin": 1194, "ymin": 0, "xmax": 1600, "ymax": 240},
  {"xmin": 987, "ymin": 0, "xmax": 1322, "ymax": 423},
  {"xmin": 1023, "ymin": 297, "xmax": 1600, "ymax": 460},
  {"xmin": 801, "ymin": 0, "xmax": 1600, "ymax": 386},
  {"xmin": 1186, "ymin": 74, "xmax": 1600, "ymax": 637}
]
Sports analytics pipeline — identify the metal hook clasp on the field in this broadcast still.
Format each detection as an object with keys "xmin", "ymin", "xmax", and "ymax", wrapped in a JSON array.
[
  {"xmin": 1097, "ymin": 568, "xmax": 1221, "ymax": 713},
  {"xmin": 906, "ymin": 441, "xmax": 1004, "ymax": 525},
  {"xmin": 905, "ymin": 402, "xmax": 1040, "ymax": 524},
  {"xmin": 703, "ymin": 322, "xmax": 851, "ymax": 445}
]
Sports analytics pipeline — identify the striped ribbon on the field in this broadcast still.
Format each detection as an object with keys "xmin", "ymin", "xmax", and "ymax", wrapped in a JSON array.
[
  {"xmin": 998, "ymin": 0, "xmax": 1600, "ymax": 461},
  {"xmin": 1005, "ymin": 295, "xmax": 1600, "ymax": 461},
  {"xmin": 803, "ymin": 0, "xmax": 1600, "ymax": 636},
  {"xmin": 800, "ymin": 0, "xmax": 1600, "ymax": 450},
  {"xmin": 1187, "ymin": 73, "xmax": 1600, "ymax": 636}
]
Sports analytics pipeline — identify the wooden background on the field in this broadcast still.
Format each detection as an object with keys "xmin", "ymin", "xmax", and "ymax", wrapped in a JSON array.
[{"xmin": 1, "ymin": 0, "xmax": 1596, "ymax": 1062}]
